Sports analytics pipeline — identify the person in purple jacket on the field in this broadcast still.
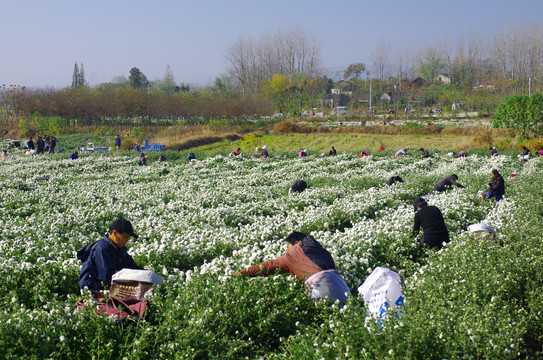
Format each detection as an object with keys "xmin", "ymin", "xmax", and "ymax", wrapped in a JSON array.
[{"xmin": 78, "ymin": 219, "xmax": 143, "ymax": 291}]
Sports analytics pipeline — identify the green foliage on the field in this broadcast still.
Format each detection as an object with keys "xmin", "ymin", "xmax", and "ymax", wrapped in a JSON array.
[
  {"xmin": 18, "ymin": 115, "xmax": 71, "ymax": 137},
  {"xmin": 493, "ymin": 93, "xmax": 543, "ymax": 137}
]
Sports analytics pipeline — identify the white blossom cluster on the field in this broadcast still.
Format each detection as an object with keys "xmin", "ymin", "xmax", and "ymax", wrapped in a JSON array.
[{"xmin": 0, "ymin": 149, "xmax": 531, "ymax": 295}]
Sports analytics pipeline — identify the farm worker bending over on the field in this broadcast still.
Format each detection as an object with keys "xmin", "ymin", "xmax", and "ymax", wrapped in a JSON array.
[
  {"xmin": 238, "ymin": 231, "xmax": 350, "ymax": 305},
  {"xmin": 290, "ymin": 179, "xmax": 307, "ymax": 194},
  {"xmin": 260, "ymin": 146, "xmax": 269, "ymax": 158},
  {"xmin": 138, "ymin": 152, "xmax": 148, "ymax": 165},
  {"xmin": 387, "ymin": 172, "xmax": 404, "ymax": 185},
  {"xmin": 489, "ymin": 146, "xmax": 499, "ymax": 157},
  {"xmin": 420, "ymin": 148, "xmax": 430, "ymax": 158},
  {"xmin": 78, "ymin": 219, "xmax": 143, "ymax": 291},
  {"xmin": 483, "ymin": 169, "xmax": 505, "ymax": 202},
  {"xmin": 230, "ymin": 148, "xmax": 241, "ymax": 156},
  {"xmin": 412, "ymin": 197, "xmax": 450, "ymax": 250},
  {"xmin": 434, "ymin": 174, "xmax": 465, "ymax": 192},
  {"xmin": 298, "ymin": 149, "xmax": 307, "ymax": 157},
  {"xmin": 69, "ymin": 151, "xmax": 79, "ymax": 160},
  {"xmin": 329, "ymin": 146, "xmax": 337, "ymax": 156},
  {"xmin": 395, "ymin": 148, "xmax": 407, "ymax": 157}
]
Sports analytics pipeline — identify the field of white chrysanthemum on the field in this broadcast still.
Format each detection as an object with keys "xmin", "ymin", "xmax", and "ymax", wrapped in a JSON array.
[{"xmin": 0, "ymin": 145, "xmax": 541, "ymax": 359}]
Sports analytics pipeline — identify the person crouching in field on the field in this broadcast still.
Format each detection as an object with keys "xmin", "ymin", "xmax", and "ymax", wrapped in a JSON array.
[
  {"xmin": 420, "ymin": 148, "xmax": 430, "ymax": 158},
  {"xmin": 387, "ymin": 172, "xmax": 403, "ymax": 185},
  {"xmin": 434, "ymin": 174, "xmax": 465, "ymax": 192},
  {"xmin": 482, "ymin": 169, "xmax": 505, "ymax": 202},
  {"xmin": 290, "ymin": 179, "xmax": 307, "ymax": 194},
  {"xmin": 78, "ymin": 219, "xmax": 143, "ymax": 293},
  {"xmin": 237, "ymin": 231, "xmax": 350, "ymax": 305},
  {"xmin": 412, "ymin": 197, "xmax": 450, "ymax": 250}
]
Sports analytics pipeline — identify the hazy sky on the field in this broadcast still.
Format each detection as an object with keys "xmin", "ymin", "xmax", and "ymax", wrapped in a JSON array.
[{"xmin": 3, "ymin": 0, "xmax": 543, "ymax": 88}]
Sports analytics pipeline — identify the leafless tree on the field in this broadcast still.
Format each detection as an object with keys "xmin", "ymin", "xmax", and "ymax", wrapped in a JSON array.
[
  {"xmin": 492, "ymin": 23, "xmax": 543, "ymax": 82},
  {"xmin": 225, "ymin": 28, "xmax": 322, "ymax": 94},
  {"xmin": 371, "ymin": 40, "xmax": 390, "ymax": 81}
]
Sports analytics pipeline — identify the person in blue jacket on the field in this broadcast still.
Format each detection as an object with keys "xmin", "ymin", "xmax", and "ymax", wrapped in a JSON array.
[{"xmin": 78, "ymin": 219, "xmax": 143, "ymax": 291}]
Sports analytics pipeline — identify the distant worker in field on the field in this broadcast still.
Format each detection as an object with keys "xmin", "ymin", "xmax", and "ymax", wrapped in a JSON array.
[
  {"xmin": 457, "ymin": 150, "xmax": 467, "ymax": 157},
  {"xmin": 138, "ymin": 152, "xmax": 148, "ymax": 165},
  {"xmin": 434, "ymin": 174, "xmax": 465, "ymax": 192},
  {"xmin": 69, "ymin": 151, "xmax": 79, "ymax": 160},
  {"xmin": 48, "ymin": 136, "xmax": 56, "ymax": 154},
  {"xmin": 36, "ymin": 136, "xmax": 45, "ymax": 154},
  {"xmin": 290, "ymin": 179, "xmax": 307, "ymax": 194},
  {"xmin": 260, "ymin": 146, "xmax": 269, "ymax": 158},
  {"xmin": 518, "ymin": 146, "xmax": 531, "ymax": 162},
  {"xmin": 489, "ymin": 146, "xmax": 499, "ymax": 157},
  {"xmin": 298, "ymin": 149, "xmax": 307, "ymax": 157},
  {"xmin": 187, "ymin": 152, "xmax": 196, "ymax": 161},
  {"xmin": 158, "ymin": 155, "xmax": 166, "ymax": 162},
  {"xmin": 395, "ymin": 148, "xmax": 407, "ymax": 157},
  {"xmin": 329, "ymin": 146, "xmax": 337, "ymax": 156},
  {"xmin": 238, "ymin": 231, "xmax": 350, "ymax": 305},
  {"xmin": 387, "ymin": 172, "xmax": 404, "ymax": 186},
  {"xmin": 412, "ymin": 197, "xmax": 450, "ymax": 250},
  {"xmin": 134, "ymin": 143, "xmax": 141, "ymax": 152},
  {"xmin": 482, "ymin": 169, "xmax": 505, "ymax": 202},
  {"xmin": 78, "ymin": 219, "xmax": 143, "ymax": 292},
  {"xmin": 115, "ymin": 135, "xmax": 121, "ymax": 151},
  {"xmin": 2, "ymin": 150, "xmax": 7, "ymax": 159},
  {"xmin": 27, "ymin": 137, "xmax": 35, "ymax": 151},
  {"xmin": 360, "ymin": 151, "xmax": 369, "ymax": 157},
  {"xmin": 230, "ymin": 148, "xmax": 241, "ymax": 157},
  {"xmin": 420, "ymin": 148, "xmax": 430, "ymax": 158}
]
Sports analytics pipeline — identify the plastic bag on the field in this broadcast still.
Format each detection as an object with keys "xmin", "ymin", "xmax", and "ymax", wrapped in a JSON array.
[
  {"xmin": 358, "ymin": 267, "xmax": 403, "ymax": 320},
  {"xmin": 468, "ymin": 223, "xmax": 496, "ymax": 241},
  {"xmin": 305, "ymin": 269, "xmax": 350, "ymax": 305}
]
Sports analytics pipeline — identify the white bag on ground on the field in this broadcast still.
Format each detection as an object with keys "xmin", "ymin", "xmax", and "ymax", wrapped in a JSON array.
[
  {"xmin": 112, "ymin": 269, "xmax": 164, "ymax": 285},
  {"xmin": 468, "ymin": 223, "xmax": 496, "ymax": 241},
  {"xmin": 358, "ymin": 267, "xmax": 403, "ymax": 320},
  {"xmin": 305, "ymin": 269, "xmax": 350, "ymax": 305}
]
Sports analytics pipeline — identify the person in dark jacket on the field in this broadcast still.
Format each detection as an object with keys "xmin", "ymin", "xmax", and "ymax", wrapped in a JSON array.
[
  {"xmin": 387, "ymin": 172, "xmax": 404, "ymax": 185},
  {"xmin": 420, "ymin": 148, "xmax": 430, "ymax": 158},
  {"xmin": 36, "ymin": 136, "xmax": 45, "ymax": 154},
  {"xmin": 489, "ymin": 146, "xmax": 499, "ymax": 157},
  {"xmin": 290, "ymin": 179, "xmax": 307, "ymax": 193},
  {"xmin": 434, "ymin": 174, "xmax": 465, "ymax": 192},
  {"xmin": 260, "ymin": 146, "xmax": 269, "ymax": 158},
  {"xmin": 329, "ymin": 146, "xmax": 337, "ymax": 156},
  {"xmin": 412, "ymin": 197, "xmax": 450, "ymax": 249},
  {"xmin": 238, "ymin": 232, "xmax": 350, "ymax": 305},
  {"xmin": 48, "ymin": 137, "xmax": 56, "ymax": 154},
  {"xmin": 78, "ymin": 219, "xmax": 143, "ymax": 291},
  {"xmin": 484, "ymin": 169, "xmax": 505, "ymax": 202},
  {"xmin": 27, "ymin": 137, "xmax": 35, "ymax": 150}
]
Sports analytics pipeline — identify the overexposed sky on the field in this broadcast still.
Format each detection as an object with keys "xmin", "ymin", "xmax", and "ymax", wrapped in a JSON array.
[{"xmin": 2, "ymin": 0, "xmax": 542, "ymax": 88}]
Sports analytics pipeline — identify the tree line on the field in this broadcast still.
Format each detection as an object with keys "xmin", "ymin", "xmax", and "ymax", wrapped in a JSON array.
[{"xmin": 1, "ymin": 23, "xmax": 543, "ymax": 132}]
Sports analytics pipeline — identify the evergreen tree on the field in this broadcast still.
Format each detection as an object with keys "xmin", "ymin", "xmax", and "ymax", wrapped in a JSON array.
[
  {"xmin": 79, "ymin": 63, "xmax": 87, "ymax": 86},
  {"xmin": 72, "ymin": 63, "xmax": 79, "ymax": 87}
]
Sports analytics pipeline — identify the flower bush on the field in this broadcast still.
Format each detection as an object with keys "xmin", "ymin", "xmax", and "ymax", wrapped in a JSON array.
[{"xmin": 0, "ymin": 144, "xmax": 541, "ymax": 358}]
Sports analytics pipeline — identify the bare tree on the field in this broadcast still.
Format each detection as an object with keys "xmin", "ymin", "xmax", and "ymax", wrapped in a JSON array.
[
  {"xmin": 492, "ymin": 23, "xmax": 543, "ymax": 82},
  {"xmin": 371, "ymin": 40, "xmax": 390, "ymax": 81},
  {"xmin": 441, "ymin": 36, "xmax": 453, "ymax": 84},
  {"xmin": 225, "ymin": 28, "xmax": 322, "ymax": 94}
]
